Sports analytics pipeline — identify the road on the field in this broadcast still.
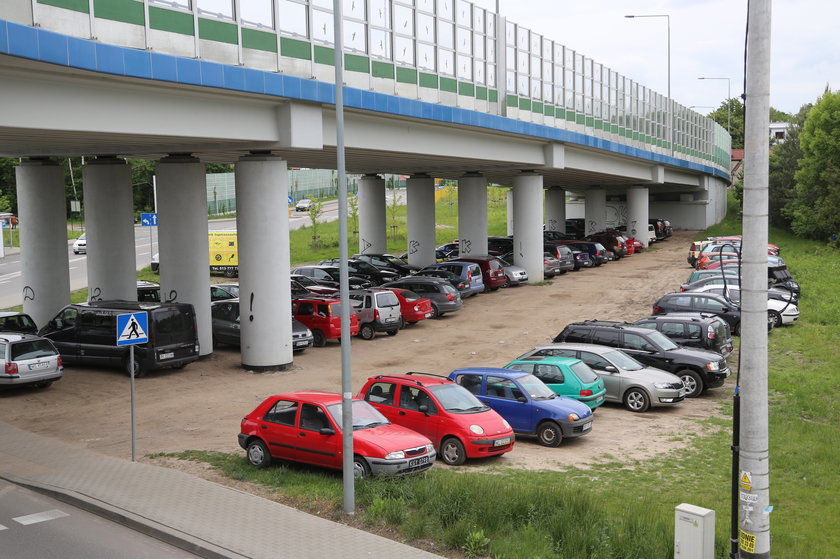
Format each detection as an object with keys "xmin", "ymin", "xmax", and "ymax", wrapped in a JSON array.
[{"xmin": 0, "ymin": 479, "xmax": 197, "ymax": 559}]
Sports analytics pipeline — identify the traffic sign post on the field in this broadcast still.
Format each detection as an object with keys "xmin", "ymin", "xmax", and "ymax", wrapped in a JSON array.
[
  {"xmin": 140, "ymin": 213, "xmax": 158, "ymax": 270},
  {"xmin": 117, "ymin": 312, "xmax": 148, "ymax": 462}
]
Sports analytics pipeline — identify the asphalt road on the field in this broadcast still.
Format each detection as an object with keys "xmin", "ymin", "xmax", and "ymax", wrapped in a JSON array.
[{"xmin": 0, "ymin": 479, "xmax": 197, "ymax": 559}]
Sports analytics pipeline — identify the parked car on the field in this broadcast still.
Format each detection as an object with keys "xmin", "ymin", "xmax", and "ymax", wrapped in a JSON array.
[
  {"xmin": 647, "ymin": 224, "xmax": 657, "ymax": 245},
  {"xmin": 0, "ymin": 311, "xmax": 39, "ymax": 334},
  {"xmin": 320, "ymin": 259, "xmax": 400, "ymax": 286},
  {"xmin": 633, "ymin": 314, "xmax": 734, "ymax": 358},
  {"xmin": 448, "ymin": 367, "xmax": 594, "ymax": 446},
  {"xmin": 358, "ymin": 373, "xmax": 515, "ymax": 466},
  {"xmin": 0, "ymin": 333, "xmax": 63, "ymax": 389},
  {"xmin": 516, "ymin": 343, "xmax": 686, "ymax": 413},
  {"xmin": 570, "ymin": 249, "xmax": 593, "ymax": 270},
  {"xmin": 412, "ymin": 267, "xmax": 473, "ymax": 298},
  {"xmin": 292, "ymin": 297, "xmax": 359, "ymax": 346},
  {"xmin": 495, "ymin": 256, "xmax": 529, "ymax": 287},
  {"xmin": 136, "ymin": 281, "xmax": 162, "ymax": 303},
  {"xmin": 649, "ymin": 218, "xmax": 667, "ymax": 241},
  {"xmin": 652, "ymin": 291, "xmax": 762, "ymax": 335},
  {"xmin": 381, "ymin": 277, "xmax": 463, "ymax": 318},
  {"xmin": 238, "ymin": 391, "xmax": 435, "ymax": 477},
  {"xmin": 543, "ymin": 230, "xmax": 575, "ymax": 243},
  {"xmin": 210, "ymin": 283, "xmax": 239, "ymax": 301},
  {"xmin": 450, "ymin": 256, "xmax": 507, "ymax": 291},
  {"xmin": 211, "ymin": 299, "xmax": 314, "ymax": 352},
  {"xmin": 423, "ymin": 261, "xmax": 484, "ymax": 296},
  {"xmin": 688, "ymin": 286, "xmax": 801, "ymax": 328},
  {"xmin": 347, "ymin": 288, "xmax": 402, "ymax": 339},
  {"xmin": 294, "ymin": 199, "xmax": 313, "ymax": 212},
  {"xmin": 384, "ymin": 288, "xmax": 433, "ymax": 329},
  {"xmin": 487, "ymin": 236, "xmax": 514, "ymax": 256},
  {"xmin": 39, "ymin": 301, "xmax": 199, "ymax": 377},
  {"xmin": 556, "ymin": 241, "xmax": 607, "ymax": 266},
  {"xmin": 290, "ymin": 265, "xmax": 372, "ymax": 290},
  {"xmin": 552, "ymin": 321, "xmax": 730, "ymax": 398},
  {"xmin": 539, "ymin": 244, "xmax": 575, "ymax": 274},
  {"xmin": 351, "ymin": 253, "xmax": 420, "ymax": 276},
  {"xmin": 586, "ymin": 232, "xmax": 627, "ymax": 259},
  {"xmin": 290, "ymin": 274, "xmax": 339, "ymax": 296},
  {"xmin": 680, "ymin": 276, "xmax": 800, "ymax": 305},
  {"xmin": 541, "ymin": 251, "xmax": 564, "ymax": 277},
  {"xmin": 504, "ymin": 356, "xmax": 607, "ymax": 409},
  {"xmin": 72, "ymin": 233, "xmax": 86, "ymax": 254}
]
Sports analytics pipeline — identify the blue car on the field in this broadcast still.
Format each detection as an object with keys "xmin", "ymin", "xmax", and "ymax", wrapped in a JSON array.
[{"xmin": 447, "ymin": 367, "xmax": 594, "ymax": 447}]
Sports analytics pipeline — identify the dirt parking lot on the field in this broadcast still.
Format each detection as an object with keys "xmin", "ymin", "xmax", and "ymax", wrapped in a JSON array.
[{"xmin": 0, "ymin": 230, "xmax": 731, "ymax": 474}]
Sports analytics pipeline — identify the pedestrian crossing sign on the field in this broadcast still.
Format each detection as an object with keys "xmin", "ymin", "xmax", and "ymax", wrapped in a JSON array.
[{"xmin": 117, "ymin": 312, "xmax": 149, "ymax": 346}]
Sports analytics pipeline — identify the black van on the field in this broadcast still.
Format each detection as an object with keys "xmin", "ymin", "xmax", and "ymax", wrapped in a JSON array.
[{"xmin": 39, "ymin": 301, "xmax": 199, "ymax": 376}]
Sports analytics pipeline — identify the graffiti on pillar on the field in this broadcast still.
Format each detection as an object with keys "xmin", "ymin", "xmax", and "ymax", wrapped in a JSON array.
[
  {"xmin": 461, "ymin": 239, "xmax": 472, "ymax": 254},
  {"xmin": 547, "ymin": 219, "xmax": 558, "ymax": 231},
  {"xmin": 630, "ymin": 220, "xmax": 637, "ymax": 237},
  {"xmin": 249, "ymin": 292, "xmax": 255, "ymax": 322},
  {"xmin": 89, "ymin": 287, "xmax": 102, "ymax": 302},
  {"xmin": 518, "ymin": 241, "xmax": 524, "ymax": 260},
  {"xmin": 165, "ymin": 290, "xmax": 178, "ymax": 303},
  {"xmin": 408, "ymin": 240, "xmax": 420, "ymax": 255},
  {"xmin": 606, "ymin": 206, "xmax": 621, "ymax": 229},
  {"xmin": 22, "ymin": 286, "xmax": 35, "ymax": 301},
  {"xmin": 361, "ymin": 238, "xmax": 372, "ymax": 253},
  {"xmin": 587, "ymin": 220, "xmax": 597, "ymax": 235}
]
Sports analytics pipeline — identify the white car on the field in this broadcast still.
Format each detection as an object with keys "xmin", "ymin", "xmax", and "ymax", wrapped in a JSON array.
[
  {"xmin": 686, "ymin": 285, "xmax": 800, "ymax": 328},
  {"xmin": 72, "ymin": 233, "xmax": 86, "ymax": 254},
  {"xmin": 295, "ymin": 199, "xmax": 313, "ymax": 212},
  {"xmin": 647, "ymin": 224, "xmax": 657, "ymax": 244}
]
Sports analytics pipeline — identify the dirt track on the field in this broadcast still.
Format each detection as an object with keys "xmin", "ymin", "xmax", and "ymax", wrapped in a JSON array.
[{"xmin": 0, "ymin": 230, "xmax": 732, "ymax": 473}]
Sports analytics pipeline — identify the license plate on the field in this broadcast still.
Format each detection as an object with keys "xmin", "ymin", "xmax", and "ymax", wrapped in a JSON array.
[
  {"xmin": 594, "ymin": 396, "xmax": 604, "ymax": 403},
  {"xmin": 493, "ymin": 437, "xmax": 511, "ymax": 447},
  {"xmin": 408, "ymin": 456, "xmax": 430, "ymax": 468},
  {"xmin": 28, "ymin": 362, "xmax": 50, "ymax": 370},
  {"xmin": 294, "ymin": 341, "xmax": 309, "ymax": 347},
  {"xmin": 553, "ymin": 268, "xmax": 560, "ymax": 273},
  {"xmin": 582, "ymin": 422, "xmax": 592, "ymax": 431},
  {"xmin": 385, "ymin": 317, "xmax": 397, "ymax": 323},
  {"xmin": 159, "ymin": 352, "xmax": 174, "ymax": 360}
]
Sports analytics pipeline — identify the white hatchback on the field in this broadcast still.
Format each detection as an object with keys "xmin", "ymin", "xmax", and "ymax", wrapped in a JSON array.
[{"xmin": 72, "ymin": 233, "xmax": 86, "ymax": 254}]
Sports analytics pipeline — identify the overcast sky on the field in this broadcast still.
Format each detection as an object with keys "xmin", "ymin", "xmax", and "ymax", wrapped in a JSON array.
[{"xmin": 473, "ymin": 0, "xmax": 838, "ymax": 117}]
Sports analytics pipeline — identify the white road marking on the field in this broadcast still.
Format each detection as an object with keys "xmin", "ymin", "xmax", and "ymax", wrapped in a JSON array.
[
  {"xmin": 14, "ymin": 509, "xmax": 69, "ymax": 525},
  {"xmin": 0, "ymin": 524, "xmax": 7, "ymax": 531},
  {"xmin": 0, "ymin": 271, "xmax": 20, "ymax": 280}
]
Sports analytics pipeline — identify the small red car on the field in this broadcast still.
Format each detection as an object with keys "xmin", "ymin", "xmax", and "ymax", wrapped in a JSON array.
[
  {"xmin": 358, "ymin": 373, "xmax": 515, "ymax": 466},
  {"xmin": 292, "ymin": 297, "xmax": 359, "ymax": 347},
  {"xmin": 239, "ymin": 391, "xmax": 436, "ymax": 478},
  {"xmin": 450, "ymin": 256, "xmax": 507, "ymax": 291},
  {"xmin": 385, "ymin": 287, "xmax": 433, "ymax": 328}
]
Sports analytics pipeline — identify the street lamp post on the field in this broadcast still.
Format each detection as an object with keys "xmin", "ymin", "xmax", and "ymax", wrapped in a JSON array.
[
  {"xmin": 625, "ymin": 14, "xmax": 670, "ymax": 154},
  {"xmin": 698, "ymin": 76, "xmax": 732, "ymax": 134}
]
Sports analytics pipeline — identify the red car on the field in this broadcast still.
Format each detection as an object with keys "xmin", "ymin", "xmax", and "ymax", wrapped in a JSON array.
[
  {"xmin": 450, "ymin": 256, "xmax": 507, "ymax": 291},
  {"xmin": 238, "ymin": 391, "xmax": 436, "ymax": 478},
  {"xmin": 384, "ymin": 287, "xmax": 433, "ymax": 328},
  {"xmin": 358, "ymin": 373, "xmax": 515, "ymax": 466},
  {"xmin": 292, "ymin": 297, "xmax": 359, "ymax": 347}
]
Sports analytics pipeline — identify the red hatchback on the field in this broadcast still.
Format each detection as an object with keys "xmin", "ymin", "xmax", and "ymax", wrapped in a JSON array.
[
  {"xmin": 385, "ymin": 287, "xmax": 433, "ymax": 328},
  {"xmin": 239, "ymin": 391, "xmax": 436, "ymax": 478},
  {"xmin": 358, "ymin": 373, "xmax": 515, "ymax": 466},
  {"xmin": 292, "ymin": 297, "xmax": 359, "ymax": 347},
  {"xmin": 450, "ymin": 256, "xmax": 507, "ymax": 292}
]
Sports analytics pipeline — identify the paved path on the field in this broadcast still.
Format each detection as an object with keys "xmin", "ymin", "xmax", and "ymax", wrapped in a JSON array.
[{"xmin": 0, "ymin": 420, "xmax": 441, "ymax": 559}]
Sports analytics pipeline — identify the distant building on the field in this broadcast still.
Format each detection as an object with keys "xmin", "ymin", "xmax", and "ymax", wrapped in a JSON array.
[{"xmin": 769, "ymin": 122, "xmax": 790, "ymax": 144}]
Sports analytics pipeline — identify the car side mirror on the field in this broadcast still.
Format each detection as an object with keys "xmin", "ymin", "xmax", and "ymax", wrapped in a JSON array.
[
  {"xmin": 604, "ymin": 365, "xmax": 617, "ymax": 373},
  {"xmin": 418, "ymin": 404, "xmax": 429, "ymax": 415},
  {"xmin": 319, "ymin": 427, "xmax": 336, "ymax": 436},
  {"xmin": 517, "ymin": 396, "xmax": 528, "ymax": 403}
]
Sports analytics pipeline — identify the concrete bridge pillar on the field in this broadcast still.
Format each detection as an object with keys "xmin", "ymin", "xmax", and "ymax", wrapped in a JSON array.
[
  {"xmin": 506, "ymin": 189, "xmax": 514, "ymax": 236},
  {"xmin": 156, "ymin": 154, "xmax": 212, "ymax": 357},
  {"xmin": 512, "ymin": 172, "xmax": 545, "ymax": 282},
  {"xmin": 235, "ymin": 153, "xmax": 292, "ymax": 371},
  {"xmin": 357, "ymin": 174, "xmax": 387, "ymax": 254},
  {"xmin": 545, "ymin": 187, "xmax": 566, "ymax": 233},
  {"xmin": 458, "ymin": 173, "xmax": 488, "ymax": 257},
  {"xmin": 626, "ymin": 186, "xmax": 650, "ymax": 247},
  {"xmin": 82, "ymin": 157, "xmax": 136, "ymax": 301},
  {"xmin": 15, "ymin": 159, "xmax": 70, "ymax": 327},
  {"xmin": 406, "ymin": 174, "xmax": 436, "ymax": 268},
  {"xmin": 584, "ymin": 187, "xmax": 606, "ymax": 235}
]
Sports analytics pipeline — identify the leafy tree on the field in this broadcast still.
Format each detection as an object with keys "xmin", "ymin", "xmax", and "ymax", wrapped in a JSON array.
[
  {"xmin": 708, "ymin": 98, "xmax": 745, "ymax": 149},
  {"xmin": 769, "ymin": 107, "xmax": 792, "ymax": 122},
  {"xmin": 308, "ymin": 198, "xmax": 323, "ymax": 248},
  {"xmin": 387, "ymin": 176, "xmax": 401, "ymax": 239},
  {"xmin": 787, "ymin": 91, "xmax": 840, "ymax": 240},
  {"xmin": 348, "ymin": 192, "xmax": 359, "ymax": 239},
  {"xmin": 768, "ymin": 104, "xmax": 810, "ymax": 229}
]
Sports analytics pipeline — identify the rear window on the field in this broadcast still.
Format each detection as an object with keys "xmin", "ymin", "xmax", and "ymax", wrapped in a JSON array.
[
  {"xmin": 0, "ymin": 314, "xmax": 37, "ymax": 331},
  {"xmin": 11, "ymin": 339, "xmax": 57, "ymax": 360},
  {"xmin": 398, "ymin": 290, "xmax": 421, "ymax": 301},
  {"xmin": 375, "ymin": 291, "xmax": 400, "ymax": 308},
  {"xmin": 153, "ymin": 308, "xmax": 194, "ymax": 335},
  {"xmin": 570, "ymin": 361, "xmax": 600, "ymax": 384}
]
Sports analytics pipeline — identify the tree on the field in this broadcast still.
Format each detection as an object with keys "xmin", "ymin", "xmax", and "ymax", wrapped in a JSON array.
[
  {"xmin": 787, "ymin": 91, "xmax": 840, "ymax": 240},
  {"xmin": 348, "ymin": 192, "xmax": 359, "ymax": 240},
  {"xmin": 308, "ymin": 198, "xmax": 323, "ymax": 248},
  {"xmin": 708, "ymin": 98, "xmax": 745, "ymax": 149},
  {"xmin": 387, "ymin": 175, "xmax": 401, "ymax": 240},
  {"xmin": 768, "ymin": 104, "xmax": 810, "ymax": 229}
]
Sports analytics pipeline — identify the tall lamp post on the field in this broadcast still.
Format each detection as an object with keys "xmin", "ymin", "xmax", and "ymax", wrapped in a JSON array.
[
  {"xmin": 698, "ymin": 76, "xmax": 732, "ymax": 134},
  {"xmin": 625, "ymin": 14, "xmax": 670, "ymax": 154}
]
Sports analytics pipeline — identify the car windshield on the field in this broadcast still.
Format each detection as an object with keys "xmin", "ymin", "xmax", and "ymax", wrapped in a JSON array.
[
  {"xmin": 646, "ymin": 330, "xmax": 678, "ymax": 351},
  {"xmin": 221, "ymin": 285, "xmax": 239, "ymax": 297},
  {"xmin": 353, "ymin": 261, "xmax": 380, "ymax": 274},
  {"xmin": 604, "ymin": 350, "xmax": 644, "ymax": 371},
  {"xmin": 321, "ymin": 268, "xmax": 341, "ymax": 281},
  {"xmin": 293, "ymin": 276, "xmax": 317, "ymax": 287},
  {"xmin": 516, "ymin": 374, "xmax": 556, "ymax": 399},
  {"xmin": 383, "ymin": 256, "xmax": 407, "ymax": 267},
  {"xmin": 428, "ymin": 383, "xmax": 488, "ymax": 413},
  {"xmin": 570, "ymin": 361, "xmax": 600, "ymax": 383},
  {"xmin": 327, "ymin": 400, "xmax": 390, "ymax": 430},
  {"xmin": 11, "ymin": 339, "xmax": 57, "ymax": 360}
]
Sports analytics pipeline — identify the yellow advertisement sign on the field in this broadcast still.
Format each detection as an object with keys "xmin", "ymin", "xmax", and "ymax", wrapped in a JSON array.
[
  {"xmin": 739, "ymin": 529, "xmax": 756, "ymax": 553},
  {"xmin": 209, "ymin": 232, "xmax": 238, "ymax": 268}
]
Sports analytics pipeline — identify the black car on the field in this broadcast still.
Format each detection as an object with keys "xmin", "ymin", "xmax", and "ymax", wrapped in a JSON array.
[
  {"xmin": 558, "ymin": 241, "xmax": 607, "ymax": 266},
  {"xmin": 319, "ymin": 258, "xmax": 400, "ymax": 286},
  {"xmin": 210, "ymin": 299, "xmax": 313, "ymax": 352},
  {"xmin": 552, "ymin": 320, "xmax": 730, "ymax": 398},
  {"xmin": 413, "ymin": 267, "xmax": 472, "ymax": 298},
  {"xmin": 381, "ymin": 277, "xmax": 463, "ymax": 318},
  {"xmin": 565, "ymin": 218, "xmax": 586, "ymax": 237},
  {"xmin": 634, "ymin": 313, "xmax": 734, "ymax": 358},
  {"xmin": 652, "ymin": 292, "xmax": 747, "ymax": 335},
  {"xmin": 351, "ymin": 253, "xmax": 420, "ymax": 277},
  {"xmin": 290, "ymin": 265, "xmax": 373, "ymax": 290}
]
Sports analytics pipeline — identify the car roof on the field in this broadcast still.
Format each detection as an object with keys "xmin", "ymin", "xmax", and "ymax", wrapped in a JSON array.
[
  {"xmin": 270, "ymin": 391, "xmax": 345, "ymax": 406},
  {"xmin": 509, "ymin": 355, "xmax": 581, "ymax": 365},
  {"xmin": 75, "ymin": 300, "xmax": 191, "ymax": 311},
  {"xmin": 637, "ymin": 313, "xmax": 719, "ymax": 323},
  {"xmin": 450, "ymin": 367, "xmax": 530, "ymax": 380},
  {"xmin": 0, "ymin": 311, "xmax": 32, "ymax": 318},
  {"xmin": 533, "ymin": 342, "xmax": 616, "ymax": 355},
  {"xmin": 367, "ymin": 372, "xmax": 453, "ymax": 387},
  {"xmin": 0, "ymin": 332, "xmax": 44, "ymax": 343}
]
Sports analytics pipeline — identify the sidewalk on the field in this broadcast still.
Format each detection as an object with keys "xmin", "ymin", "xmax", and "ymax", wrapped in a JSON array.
[{"xmin": 0, "ymin": 420, "xmax": 441, "ymax": 559}]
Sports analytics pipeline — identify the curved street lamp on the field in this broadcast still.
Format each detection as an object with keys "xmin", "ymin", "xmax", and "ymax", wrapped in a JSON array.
[{"xmin": 698, "ymin": 76, "xmax": 732, "ymax": 134}]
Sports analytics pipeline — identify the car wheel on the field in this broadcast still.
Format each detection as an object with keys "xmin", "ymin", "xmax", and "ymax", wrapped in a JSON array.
[
  {"xmin": 440, "ymin": 437, "xmax": 466, "ymax": 466},
  {"xmin": 312, "ymin": 329, "xmax": 326, "ymax": 347},
  {"xmin": 677, "ymin": 370, "xmax": 704, "ymax": 398},
  {"xmin": 353, "ymin": 455, "xmax": 371, "ymax": 479},
  {"xmin": 359, "ymin": 324, "xmax": 376, "ymax": 340},
  {"xmin": 124, "ymin": 356, "xmax": 145, "ymax": 378},
  {"xmin": 246, "ymin": 439, "xmax": 272, "ymax": 469},
  {"xmin": 536, "ymin": 422, "xmax": 563, "ymax": 447},
  {"xmin": 386, "ymin": 329, "xmax": 398, "ymax": 337},
  {"xmin": 623, "ymin": 388, "xmax": 651, "ymax": 413},
  {"xmin": 429, "ymin": 304, "xmax": 440, "ymax": 319},
  {"xmin": 769, "ymin": 310, "xmax": 782, "ymax": 328},
  {"xmin": 502, "ymin": 276, "xmax": 511, "ymax": 288},
  {"xmin": 734, "ymin": 321, "xmax": 741, "ymax": 336},
  {"xmin": 223, "ymin": 269, "xmax": 237, "ymax": 278}
]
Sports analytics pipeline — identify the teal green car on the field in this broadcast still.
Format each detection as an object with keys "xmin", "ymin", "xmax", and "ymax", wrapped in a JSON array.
[{"xmin": 504, "ymin": 356, "xmax": 607, "ymax": 409}]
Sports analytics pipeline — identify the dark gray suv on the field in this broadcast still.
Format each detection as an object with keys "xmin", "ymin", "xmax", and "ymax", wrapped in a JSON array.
[
  {"xmin": 634, "ymin": 314, "xmax": 734, "ymax": 359},
  {"xmin": 381, "ymin": 277, "xmax": 463, "ymax": 318}
]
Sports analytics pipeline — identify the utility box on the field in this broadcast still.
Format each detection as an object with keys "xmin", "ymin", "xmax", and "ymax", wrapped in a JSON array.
[{"xmin": 674, "ymin": 503, "xmax": 715, "ymax": 559}]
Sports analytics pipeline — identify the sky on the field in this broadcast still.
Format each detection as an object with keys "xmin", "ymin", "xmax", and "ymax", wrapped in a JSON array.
[{"xmin": 473, "ymin": 0, "xmax": 839, "ymax": 117}]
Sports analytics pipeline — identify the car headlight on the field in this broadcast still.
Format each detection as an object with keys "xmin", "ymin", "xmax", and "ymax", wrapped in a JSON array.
[
  {"xmin": 567, "ymin": 413, "xmax": 580, "ymax": 421},
  {"xmin": 384, "ymin": 450, "xmax": 406, "ymax": 460},
  {"xmin": 425, "ymin": 443, "xmax": 434, "ymax": 453},
  {"xmin": 306, "ymin": 328, "xmax": 313, "ymax": 337},
  {"xmin": 469, "ymin": 424, "xmax": 485, "ymax": 435},
  {"xmin": 654, "ymin": 383, "xmax": 673, "ymax": 389},
  {"xmin": 501, "ymin": 418, "xmax": 511, "ymax": 429},
  {"xmin": 706, "ymin": 362, "xmax": 720, "ymax": 371}
]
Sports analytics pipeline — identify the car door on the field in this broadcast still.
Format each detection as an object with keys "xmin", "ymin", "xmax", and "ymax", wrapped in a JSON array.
[
  {"xmin": 577, "ymin": 350, "xmax": 621, "ymax": 402},
  {"xmin": 259, "ymin": 398, "xmax": 301, "ymax": 461},
  {"xmin": 39, "ymin": 307, "xmax": 81, "ymax": 361},
  {"xmin": 621, "ymin": 333, "xmax": 668, "ymax": 370},
  {"xmin": 483, "ymin": 375, "xmax": 531, "ymax": 432},
  {"xmin": 526, "ymin": 363, "xmax": 572, "ymax": 399},
  {"xmin": 211, "ymin": 301, "xmax": 240, "ymax": 345},
  {"xmin": 392, "ymin": 385, "xmax": 443, "ymax": 445},
  {"xmin": 295, "ymin": 402, "xmax": 340, "ymax": 468},
  {"xmin": 77, "ymin": 310, "xmax": 119, "ymax": 365}
]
